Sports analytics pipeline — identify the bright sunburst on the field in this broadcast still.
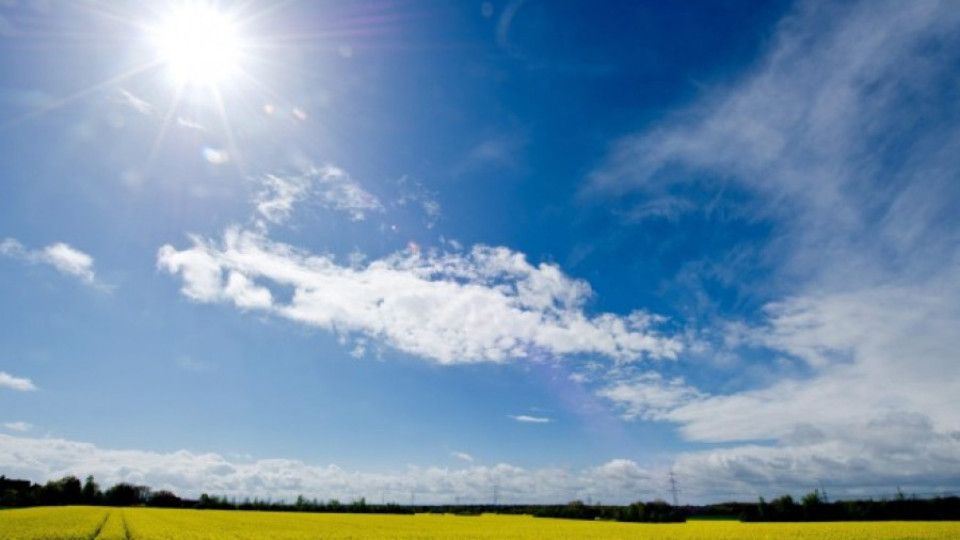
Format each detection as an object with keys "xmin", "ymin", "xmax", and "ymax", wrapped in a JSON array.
[{"xmin": 154, "ymin": 3, "xmax": 243, "ymax": 87}]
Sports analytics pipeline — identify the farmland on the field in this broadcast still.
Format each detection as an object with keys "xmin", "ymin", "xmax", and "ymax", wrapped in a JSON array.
[{"xmin": 2, "ymin": 507, "xmax": 959, "ymax": 540}]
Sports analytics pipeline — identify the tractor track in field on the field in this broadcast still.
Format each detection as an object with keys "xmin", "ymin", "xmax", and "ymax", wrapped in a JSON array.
[
  {"xmin": 121, "ymin": 509, "xmax": 131, "ymax": 540},
  {"xmin": 88, "ymin": 511, "xmax": 109, "ymax": 540}
]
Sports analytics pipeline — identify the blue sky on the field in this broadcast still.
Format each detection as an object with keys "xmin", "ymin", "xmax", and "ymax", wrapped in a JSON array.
[{"xmin": 1, "ymin": 0, "xmax": 959, "ymax": 504}]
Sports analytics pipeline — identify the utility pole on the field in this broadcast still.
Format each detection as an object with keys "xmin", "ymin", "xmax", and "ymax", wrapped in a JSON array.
[
  {"xmin": 669, "ymin": 471, "xmax": 680, "ymax": 507},
  {"xmin": 493, "ymin": 481, "xmax": 500, "ymax": 507}
]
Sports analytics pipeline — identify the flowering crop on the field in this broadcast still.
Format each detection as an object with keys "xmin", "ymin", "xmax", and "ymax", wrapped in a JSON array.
[
  {"xmin": 0, "ymin": 506, "xmax": 108, "ymax": 540},
  {"xmin": 93, "ymin": 508, "xmax": 127, "ymax": 540},
  {"xmin": 1, "ymin": 507, "xmax": 958, "ymax": 539}
]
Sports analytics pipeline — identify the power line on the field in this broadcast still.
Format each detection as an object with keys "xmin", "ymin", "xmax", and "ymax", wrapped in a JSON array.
[{"xmin": 669, "ymin": 471, "xmax": 680, "ymax": 507}]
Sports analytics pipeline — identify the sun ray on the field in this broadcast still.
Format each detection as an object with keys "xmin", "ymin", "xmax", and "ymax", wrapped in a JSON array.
[
  {"xmin": 0, "ymin": 62, "xmax": 160, "ymax": 131},
  {"xmin": 232, "ymin": 0, "xmax": 299, "ymax": 28},
  {"xmin": 144, "ymin": 86, "xmax": 187, "ymax": 173},
  {"xmin": 210, "ymin": 85, "xmax": 246, "ymax": 176}
]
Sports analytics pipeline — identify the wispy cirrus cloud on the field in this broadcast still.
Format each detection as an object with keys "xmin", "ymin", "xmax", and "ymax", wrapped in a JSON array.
[
  {"xmin": 0, "ymin": 371, "xmax": 36, "ymax": 392},
  {"xmin": 450, "ymin": 451, "xmax": 474, "ymax": 463},
  {"xmin": 157, "ymin": 227, "xmax": 681, "ymax": 365},
  {"xmin": 3, "ymin": 421, "xmax": 32, "ymax": 432},
  {"xmin": 455, "ymin": 132, "xmax": 528, "ymax": 176},
  {"xmin": 115, "ymin": 88, "xmax": 155, "ymax": 116},
  {"xmin": 663, "ymin": 280, "xmax": 960, "ymax": 443},
  {"xmin": 395, "ymin": 176, "xmax": 441, "ymax": 229},
  {"xmin": 254, "ymin": 165, "xmax": 384, "ymax": 227},
  {"xmin": 598, "ymin": 372, "xmax": 702, "ymax": 422},
  {"xmin": 508, "ymin": 415, "xmax": 551, "ymax": 424},
  {"xmin": 590, "ymin": 0, "xmax": 960, "ymax": 495},
  {"xmin": 1, "ymin": 238, "xmax": 103, "ymax": 288},
  {"xmin": 587, "ymin": 0, "xmax": 960, "ymax": 277}
]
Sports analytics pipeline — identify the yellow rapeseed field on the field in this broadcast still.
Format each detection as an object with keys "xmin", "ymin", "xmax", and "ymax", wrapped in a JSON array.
[
  {"xmin": 1, "ymin": 507, "xmax": 958, "ymax": 540},
  {"xmin": 0, "ymin": 506, "xmax": 108, "ymax": 540}
]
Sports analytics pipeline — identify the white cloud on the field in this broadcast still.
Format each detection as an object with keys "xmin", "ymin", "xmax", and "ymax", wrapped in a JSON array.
[
  {"xmin": 586, "ymin": 0, "xmax": 960, "ymax": 276},
  {"xmin": 254, "ymin": 173, "xmax": 310, "ymax": 225},
  {"xmin": 1, "ymin": 237, "xmax": 100, "ymax": 286},
  {"xmin": 508, "ymin": 415, "xmax": 551, "ymax": 424},
  {"xmin": 599, "ymin": 373, "xmax": 702, "ymax": 422},
  {"xmin": 0, "ymin": 371, "xmax": 37, "ymax": 392},
  {"xmin": 177, "ymin": 117, "xmax": 205, "ymax": 130},
  {"xmin": 395, "ymin": 176, "xmax": 441, "ymax": 229},
  {"xmin": 455, "ymin": 133, "xmax": 528, "ymax": 175},
  {"xmin": 3, "ymin": 421, "xmax": 32, "ymax": 432},
  {"xmin": 116, "ymin": 88, "xmax": 155, "ymax": 116},
  {"xmin": 41, "ymin": 243, "xmax": 96, "ymax": 284},
  {"xmin": 450, "ymin": 452, "xmax": 474, "ymax": 463},
  {"xmin": 0, "ymin": 237, "xmax": 24, "ymax": 256},
  {"xmin": 158, "ymin": 227, "xmax": 681, "ymax": 364},
  {"xmin": 588, "ymin": 0, "xmax": 960, "ymax": 496},
  {"xmin": 8, "ymin": 430, "xmax": 948, "ymax": 504},
  {"xmin": 254, "ymin": 165, "xmax": 384, "ymax": 226},
  {"xmin": 660, "ymin": 279, "xmax": 960, "ymax": 444},
  {"xmin": 673, "ymin": 413, "xmax": 960, "ymax": 501},
  {"xmin": 0, "ymin": 434, "xmax": 672, "ymax": 504}
]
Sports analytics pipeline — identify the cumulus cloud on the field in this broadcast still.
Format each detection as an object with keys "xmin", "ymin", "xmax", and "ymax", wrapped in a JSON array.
[
  {"xmin": 4, "ymin": 430, "xmax": 955, "ymax": 503},
  {"xmin": 0, "ymin": 371, "xmax": 37, "ymax": 392},
  {"xmin": 508, "ymin": 415, "xmax": 552, "ymax": 424},
  {"xmin": 254, "ymin": 165, "xmax": 384, "ymax": 226},
  {"xmin": 0, "ymin": 434, "xmax": 673, "ymax": 504},
  {"xmin": 1, "ymin": 238, "xmax": 100, "ymax": 286},
  {"xmin": 157, "ymin": 227, "xmax": 681, "ymax": 364}
]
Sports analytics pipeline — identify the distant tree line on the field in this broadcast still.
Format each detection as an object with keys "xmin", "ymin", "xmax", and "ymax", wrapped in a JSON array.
[
  {"xmin": 1, "ymin": 474, "xmax": 683, "ymax": 522},
  {"xmin": 0, "ymin": 475, "xmax": 413, "ymax": 514},
  {"xmin": 700, "ymin": 489, "xmax": 960, "ymax": 521},
  {"xmin": 526, "ymin": 500, "xmax": 684, "ymax": 522},
  {"xmin": 1, "ymin": 475, "xmax": 157, "ymax": 508},
  {"xmin": 1, "ymin": 475, "xmax": 177, "ymax": 509},
  {"xmin": 418, "ymin": 500, "xmax": 684, "ymax": 523},
  {"xmin": 195, "ymin": 493, "xmax": 414, "ymax": 515},
  {"xmin": 6, "ymin": 474, "xmax": 955, "ymax": 522}
]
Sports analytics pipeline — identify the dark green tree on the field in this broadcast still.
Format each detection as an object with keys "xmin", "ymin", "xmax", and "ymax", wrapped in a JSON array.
[{"xmin": 81, "ymin": 475, "xmax": 101, "ymax": 504}]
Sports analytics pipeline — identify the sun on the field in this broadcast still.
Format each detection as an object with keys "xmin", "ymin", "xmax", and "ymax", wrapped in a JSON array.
[{"xmin": 154, "ymin": 3, "xmax": 243, "ymax": 87}]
